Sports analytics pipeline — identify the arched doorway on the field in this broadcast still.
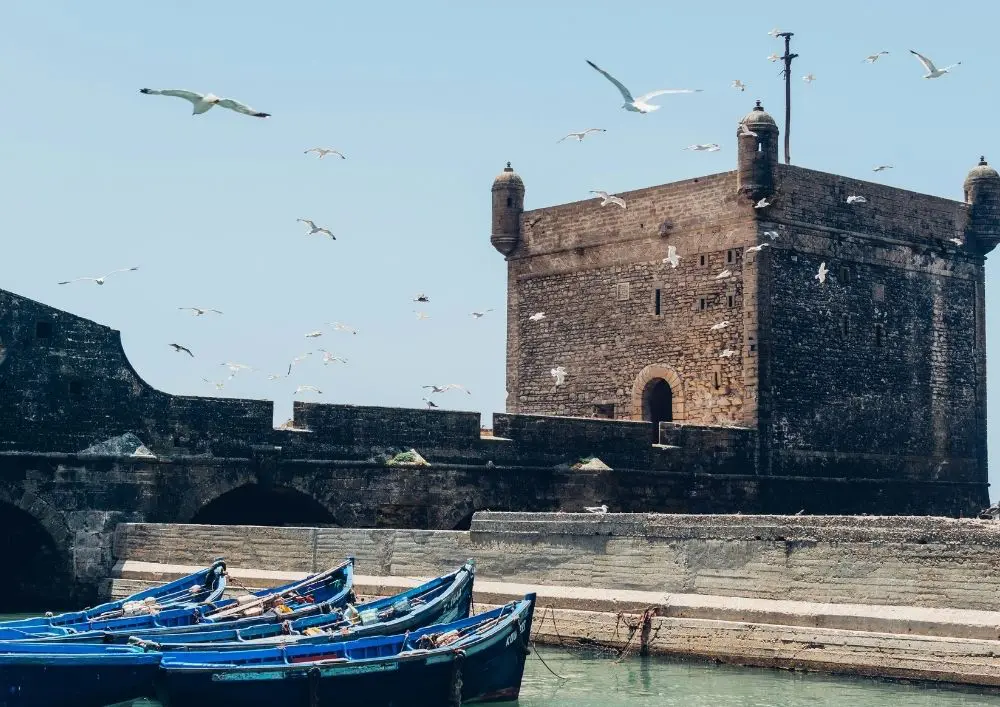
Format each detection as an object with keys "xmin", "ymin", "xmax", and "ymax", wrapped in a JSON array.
[
  {"xmin": 191, "ymin": 485, "xmax": 337, "ymax": 527},
  {"xmin": 642, "ymin": 378, "xmax": 673, "ymax": 439},
  {"xmin": 0, "ymin": 502, "xmax": 73, "ymax": 611}
]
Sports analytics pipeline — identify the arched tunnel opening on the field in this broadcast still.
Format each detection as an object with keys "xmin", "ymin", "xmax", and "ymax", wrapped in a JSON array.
[
  {"xmin": 190, "ymin": 484, "xmax": 338, "ymax": 527},
  {"xmin": 0, "ymin": 503, "xmax": 73, "ymax": 612}
]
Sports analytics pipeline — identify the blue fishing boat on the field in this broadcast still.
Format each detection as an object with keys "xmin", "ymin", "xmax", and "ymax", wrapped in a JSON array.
[
  {"xmin": 0, "ymin": 559, "xmax": 229, "ymax": 641},
  {"xmin": 34, "ymin": 559, "xmax": 354, "ymax": 643},
  {"xmin": 154, "ymin": 594, "xmax": 537, "ymax": 707},
  {"xmin": 137, "ymin": 560, "xmax": 476, "ymax": 650},
  {"xmin": 0, "ymin": 643, "xmax": 160, "ymax": 707}
]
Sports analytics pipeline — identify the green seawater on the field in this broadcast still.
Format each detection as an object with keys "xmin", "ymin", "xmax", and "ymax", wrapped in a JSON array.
[{"xmin": 4, "ymin": 616, "xmax": 1000, "ymax": 705}]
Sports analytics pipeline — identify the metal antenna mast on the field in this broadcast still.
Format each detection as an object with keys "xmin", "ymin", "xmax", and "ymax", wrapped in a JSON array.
[{"xmin": 776, "ymin": 32, "xmax": 797, "ymax": 165}]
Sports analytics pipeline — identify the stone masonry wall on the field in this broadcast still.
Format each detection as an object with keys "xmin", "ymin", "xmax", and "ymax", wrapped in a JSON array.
[{"xmin": 114, "ymin": 512, "xmax": 1000, "ymax": 612}]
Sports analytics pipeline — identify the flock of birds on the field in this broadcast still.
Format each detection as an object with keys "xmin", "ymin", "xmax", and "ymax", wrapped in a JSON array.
[{"xmin": 47, "ymin": 29, "xmax": 967, "ymax": 438}]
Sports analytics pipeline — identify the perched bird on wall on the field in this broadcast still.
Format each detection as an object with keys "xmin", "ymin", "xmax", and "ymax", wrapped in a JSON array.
[
  {"xmin": 590, "ymin": 190, "xmax": 627, "ymax": 209},
  {"xmin": 872, "ymin": 165, "xmax": 894, "ymax": 172},
  {"xmin": 731, "ymin": 79, "xmax": 746, "ymax": 92},
  {"xmin": 58, "ymin": 266, "xmax": 139, "ymax": 286},
  {"xmin": 422, "ymin": 384, "xmax": 471, "ymax": 394},
  {"xmin": 326, "ymin": 322, "xmax": 358, "ymax": 335},
  {"xmin": 815, "ymin": 262, "xmax": 829, "ymax": 284},
  {"xmin": 846, "ymin": 195, "xmax": 867, "ymax": 204},
  {"xmin": 737, "ymin": 122, "xmax": 758, "ymax": 138},
  {"xmin": 422, "ymin": 397, "xmax": 439, "ymax": 408},
  {"xmin": 551, "ymin": 366, "xmax": 567, "ymax": 386},
  {"xmin": 746, "ymin": 243, "xmax": 770, "ymax": 253},
  {"xmin": 909, "ymin": 50, "xmax": 960, "ymax": 78},
  {"xmin": 715, "ymin": 269, "xmax": 732, "ymax": 279},
  {"xmin": 585, "ymin": 60, "xmax": 701, "ymax": 114},
  {"xmin": 528, "ymin": 312, "xmax": 546, "ymax": 322},
  {"xmin": 557, "ymin": 128, "xmax": 606, "ymax": 143},
  {"xmin": 684, "ymin": 144, "xmax": 721, "ymax": 152},
  {"xmin": 802, "ymin": 73, "xmax": 816, "ymax": 84},
  {"xmin": 303, "ymin": 147, "xmax": 345, "ymax": 159},
  {"xmin": 720, "ymin": 349, "xmax": 737, "ymax": 358},
  {"xmin": 584, "ymin": 504, "xmax": 608, "ymax": 514},
  {"xmin": 710, "ymin": 321, "xmax": 731, "ymax": 331},
  {"xmin": 297, "ymin": 219, "xmax": 335, "ymax": 239},
  {"xmin": 169, "ymin": 343, "xmax": 194, "ymax": 357},
  {"xmin": 470, "ymin": 309, "xmax": 494, "ymax": 318},
  {"xmin": 294, "ymin": 385, "xmax": 322, "ymax": 395},
  {"xmin": 754, "ymin": 197, "xmax": 772, "ymax": 209},
  {"xmin": 305, "ymin": 330, "xmax": 323, "ymax": 338},
  {"xmin": 178, "ymin": 307, "xmax": 223, "ymax": 316},
  {"xmin": 139, "ymin": 88, "xmax": 270, "ymax": 117},
  {"xmin": 663, "ymin": 245, "xmax": 681, "ymax": 268},
  {"xmin": 864, "ymin": 51, "xmax": 890, "ymax": 63},
  {"xmin": 413, "ymin": 293, "xmax": 430, "ymax": 302}
]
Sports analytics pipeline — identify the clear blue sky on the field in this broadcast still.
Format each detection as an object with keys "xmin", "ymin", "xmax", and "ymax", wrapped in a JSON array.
[{"xmin": 2, "ymin": 1, "xmax": 998, "ymax": 498}]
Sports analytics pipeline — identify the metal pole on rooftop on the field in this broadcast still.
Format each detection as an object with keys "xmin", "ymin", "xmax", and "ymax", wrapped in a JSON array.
[{"xmin": 777, "ymin": 32, "xmax": 797, "ymax": 165}]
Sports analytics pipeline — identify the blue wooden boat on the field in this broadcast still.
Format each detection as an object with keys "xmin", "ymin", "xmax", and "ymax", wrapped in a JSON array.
[
  {"xmin": 0, "ymin": 643, "xmax": 160, "ymax": 707},
  {"xmin": 34, "ymin": 559, "xmax": 354, "ymax": 643},
  {"xmin": 154, "ymin": 593, "xmax": 537, "ymax": 707},
  {"xmin": 136, "ymin": 560, "xmax": 476, "ymax": 650},
  {"xmin": 0, "ymin": 559, "xmax": 229, "ymax": 641}
]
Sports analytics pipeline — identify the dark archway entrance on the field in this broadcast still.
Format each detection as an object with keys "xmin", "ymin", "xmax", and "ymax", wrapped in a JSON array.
[
  {"xmin": 0, "ymin": 503, "xmax": 73, "ymax": 611},
  {"xmin": 642, "ymin": 378, "xmax": 673, "ymax": 441},
  {"xmin": 191, "ymin": 485, "xmax": 337, "ymax": 527}
]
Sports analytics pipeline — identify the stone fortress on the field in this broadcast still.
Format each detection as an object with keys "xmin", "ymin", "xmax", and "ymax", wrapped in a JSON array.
[{"xmin": 0, "ymin": 101, "xmax": 998, "ymax": 607}]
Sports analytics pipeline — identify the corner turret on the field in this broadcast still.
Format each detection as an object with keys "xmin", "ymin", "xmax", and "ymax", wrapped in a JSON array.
[
  {"xmin": 737, "ymin": 100, "xmax": 779, "ymax": 201},
  {"xmin": 963, "ymin": 156, "xmax": 1000, "ymax": 253},
  {"xmin": 491, "ymin": 162, "xmax": 524, "ymax": 256}
]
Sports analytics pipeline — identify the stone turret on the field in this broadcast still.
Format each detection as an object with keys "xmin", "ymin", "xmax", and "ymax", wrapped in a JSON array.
[
  {"xmin": 491, "ymin": 162, "xmax": 524, "ymax": 256},
  {"xmin": 737, "ymin": 100, "xmax": 779, "ymax": 201},
  {"xmin": 963, "ymin": 156, "xmax": 1000, "ymax": 253}
]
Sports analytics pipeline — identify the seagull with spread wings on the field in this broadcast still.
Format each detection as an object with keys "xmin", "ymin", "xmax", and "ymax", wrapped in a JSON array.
[
  {"xmin": 58, "ymin": 267, "xmax": 139, "ymax": 286},
  {"xmin": 909, "ymin": 50, "xmax": 961, "ymax": 78},
  {"xmin": 585, "ymin": 60, "xmax": 701, "ymax": 114},
  {"xmin": 663, "ymin": 244, "xmax": 681, "ymax": 268},
  {"xmin": 169, "ymin": 343, "xmax": 194, "ymax": 357},
  {"xmin": 684, "ymin": 144, "xmax": 721, "ymax": 152},
  {"xmin": 295, "ymin": 385, "xmax": 323, "ymax": 395},
  {"xmin": 179, "ymin": 307, "xmax": 223, "ymax": 316},
  {"xmin": 864, "ymin": 51, "xmax": 890, "ymax": 63},
  {"xmin": 470, "ymin": 309, "xmax": 494, "ymax": 318},
  {"xmin": 304, "ymin": 148, "xmax": 345, "ymax": 159},
  {"xmin": 139, "ymin": 89, "xmax": 270, "ymax": 117},
  {"xmin": 422, "ymin": 384, "xmax": 471, "ymax": 395},
  {"xmin": 590, "ymin": 190, "xmax": 627, "ymax": 209},
  {"xmin": 326, "ymin": 322, "xmax": 358, "ymax": 335},
  {"xmin": 558, "ymin": 128, "xmax": 606, "ymax": 143},
  {"xmin": 298, "ymin": 219, "xmax": 335, "ymax": 239}
]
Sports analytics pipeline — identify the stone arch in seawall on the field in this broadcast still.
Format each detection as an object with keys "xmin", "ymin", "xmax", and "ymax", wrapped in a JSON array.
[
  {"xmin": 630, "ymin": 364, "xmax": 686, "ymax": 427},
  {"xmin": 187, "ymin": 482, "xmax": 341, "ymax": 527},
  {"xmin": 0, "ymin": 487, "xmax": 76, "ymax": 609}
]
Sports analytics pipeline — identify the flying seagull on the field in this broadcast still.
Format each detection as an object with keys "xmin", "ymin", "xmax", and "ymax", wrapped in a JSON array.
[
  {"xmin": 297, "ymin": 219, "xmax": 335, "ymax": 239},
  {"xmin": 684, "ymin": 144, "xmax": 721, "ymax": 152},
  {"xmin": 768, "ymin": 27, "xmax": 782, "ymax": 38},
  {"xmin": 767, "ymin": 53, "xmax": 780, "ymax": 62},
  {"xmin": 663, "ymin": 244, "xmax": 681, "ymax": 268},
  {"xmin": 414, "ymin": 311, "xmax": 430, "ymax": 320},
  {"xmin": 864, "ymin": 51, "xmax": 890, "ymax": 63},
  {"xmin": 528, "ymin": 312, "xmax": 546, "ymax": 322},
  {"xmin": 169, "ymin": 343, "xmax": 194, "ymax": 357},
  {"xmin": 422, "ymin": 384, "xmax": 471, "ymax": 394},
  {"xmin": 326, "ymin": 322, "xmax": 358, "ymax": 335},
  {"xmin": 909, "ymin": 50, "xmax": 960, "ymax": 79},
  {"xmin": 738, "ymin": 122, "xmax": 758, "ymax": 138},
  {"xmin": 470, "ymin": 309, "xmax": 494, "ymax": 318},
  {"xmin": 305, "ymin": 330, "xmax": 323, "ymax": 338},
  {"xmin": 585, "ymin": 60, "xmax": 701, "ymax": 114},
  {"xmin": 710, "ymin": 321, "xmax": 732, "ymax": 332},
  {"xmin": 715, "ymin": 269, "xmax": 732, "ymax": 279},
  {"xmin": 872, "ymin": 165, "xmax": 894, "ymax": 172},
  {"xmin": 551, "ymin": 366, "xmax": 568, "ymax": 386},
  {"xmin": 584, "ymin": 504, "xmax": 608, "ymax": 514},
  {"xmin": 590, "ymin": 190, "xmax": 627, "ymax": 209},
  {"xmin": 754, "ymin": 197, "xmax": 772, "ymax": 209},
  {"xmin": 949, "ymin": 238, "xmax": 964, "ymax": 246},
  {"xmin": 746, "ymin": 243, "xmax": 770, "ymax": 253},
  {"xmin": 178, "ymin": 307, "xmax": 223, "ymax": 316},
  {"xmin": 202, "ymin": 378, "xmax": 225, "ymax": 390},
  {"xmin": 413, "ymin": 293, "xmax": 430, "ymax": 302},
  {"xmin": 303, "ymin": 148, "xmax": 345, "ymax": 159},
  {"xmin": 138, "ymin": 89, "xmax": 270, "ymax": 118},
  {"xmin": 846, "ymin": 195, "xmax": 867, "ymax": 204},
  {"xmin": 295, "ymin": 385, "xmax": 322, "ymax": 395},
  {"xmin": 763, "ymin": 230, "xmax": 780, "ymax": 239},
  {"xmin": 318, "ymin": 349, "xmax": 347, "ymax": 365},
  {"xmin": 557, "ymin": 128, "xmax": 606, "ymax": 143},
  {"xmin": 802, "ymin": 73, "xmax": 816, "ymax": 84},
  {"xmin": 58, "ymin": 266, "xmax": 139, "ymax": 286},
  {"xmin": 731, "ymin": 80, "xmax": 746, "ymax": 92},
  {"xmin": 815, "ymin": 262, "xmax": 829, "ymax": 284}
]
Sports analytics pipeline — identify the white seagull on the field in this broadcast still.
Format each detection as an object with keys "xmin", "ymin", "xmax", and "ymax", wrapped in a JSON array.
[
  {"xmin": 684, "ymin": 143, "xmax": 721, "ymax": 152},
  {"xmin": 754, "ymin": 197, "xmax": 773, "ymax": 209},
  {"xmin": 422, "ymin": 384, "xmax": 471, "ymax": 395},
  {"xmin": 179, "ymin": 307, "xmax": 223, "ymax": 316},
  {"xmin": 746, "ymin": 243, "xmax": 770, "ymax": 253},
  {"xmin": 738, "ymin": 122, "xmax": 758, "ymax": 138},
  {"xmin": 710, "ymin": 321, "xmax": 732, "ymax": 331},
  {"xmin": 297, "ymin": 219, "xmax": 335, "ymax": 239},
  {"xmin": 663, "ymin": 244, "xmax": 681, "ymax": 268},
  {"xmin": 767, "ymin": 53, "xmax": 780, "ymax": 62},
  {"xmin": 949, "ymin": 238, "xmax": 964, "ymax": 246},
  {"xmin": 864, "ymin": 51, "xmax": 890, "ymax": 63},
  {"xmin": 58, "ymin": 266, "xmax": 139, "ymax": 286},
  {"xmin": 551, "ymin": 366, "xmax": 568, "ymax": 386},
  {"xmin": 326, "ymin": 322, "xmax": 358, "ymax": 335},
  {"xmin": 590, "ymin": 190, "xmax": 627, "ymax": 209},
  {"xmin": 731, "ymin": 80, "xmax": 746, "ymax": 92},
  {"xmin": 221, "ymin": 362, "xmax": 254, "ymax": 378},
  {"xmin": 414, "ymin": 311, "xmax": 430, "ymax": 320},
  {"xmin": 470, "ymin": 309, "xmax": 494, "ymax": 318},
  {"xmin": 295, "ymin": 385, "xmax": 322, "ymax": 395},
  {"xmin": 528, "ymin": 312, "xmax": 546, "ymax": 322},
  {"xmin": 169, "ymin": 343, "xmax": 194, "ymax": 357},
  {"xmin": 909, "ymin": 50, "xmax": 960, "ymax": 79},
  {"xmin": 720, "ymin": 349, "xmax": 737, "ymax": 358},
  {"xmin": 318, "ymin": 349, "xmax": 347, "ymax": 365},
  {"xmin": 422, "ymin": 397, "xmax": 439, "ymax": 409},
  {"xmin": 202, "ymin": 378, "xmax": 225, "ymax": 391},
  {"xmin": 802, "ymin": 73, "xmax": 816, "ymax": 84},
  {"xmin": 305, "ymin": 330, "xmax": 323, "ymax": 338},
  {"xmin": 557, "ymin": 128, "xmax": 606, "ymax": 143},
  {"xmin": 304, "ymin": 148, "xmax": 345, "ymax": 159},
  {"xmin": 584, "ymin": 504, "xmax": 608, "ymax": 514},
  {"xmin": 715, "ymin": 269, "xmax": 732, "ymax": 279},
  {"xmin": 768, "ymin": 27, "xmax": 782, "ymax": 38},
  {"xmin": 846, "ymin": 195, "xmax": 867, "ymax": 204},
  {"xmin": 815, "ymin": 262, "xmax": 829, "ymax": 284},
  {"xmin": 872, "ymin": 165, "xmax": 894, "ymax": 172},
  {"xmin": 763, "ymin": 230, "xmax": 780, "ymax": 239},
  {"xmin": 585, "ymin": 59, "xmax": 701, "ymax": 114},
  {"xmin": 139, "ymin": 88, "xmax": 270, "ymax": 118}
]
